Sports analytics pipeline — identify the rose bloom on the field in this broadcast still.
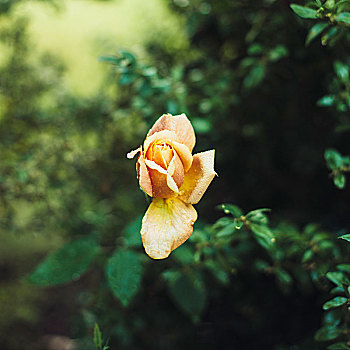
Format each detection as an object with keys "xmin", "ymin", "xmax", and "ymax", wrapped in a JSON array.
[{"xmin": 127, "ymin": 113, "xmax": 216, "ymax": 259}]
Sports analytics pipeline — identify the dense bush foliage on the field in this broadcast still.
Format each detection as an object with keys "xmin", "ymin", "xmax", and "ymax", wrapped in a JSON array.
[{"xmin": 1, "ymin": 0, "xmax": 350, "ymax": 349}]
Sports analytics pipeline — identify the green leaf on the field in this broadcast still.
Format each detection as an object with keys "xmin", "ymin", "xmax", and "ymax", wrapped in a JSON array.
[
  {"xmin": 315, "ymin": 325, "xmax": 342, "ymax": 341},
  {"xmin": 166, "ymin": 271, "xmax": 207, "ymax": 322},
  {"xmin": 336, "ymin": 12, "xmax": 350, "ymax": 24},
  {"xmin": 249, "ymin": 223, "xmax": 275, "ymax": 249},
  {"xmin": 219, "ymin": 204, "xmax": 243, "ymax": 217},
  {"xmin": 290, "ymin": 4, "xmax": 318, "ymax": 19},
  {"xmin": 106, "ymin": 249, "xmax": 143, "ymax": 306},
  {"xmin": 318, "ymin": 95, "xmax": 335, "ymax": 107},
  {"xmin": 268, "ymin": 45, "xmax": 288, "ymax": 61},
  {"xmin": 123, "ymin": 216, "xmax": 142, "ymax": 247},
  {"xmin": 306, "ymin": 22, "xmax": 329, "ymax": 45},
  {"xmin": 94, "ymin": 323, "xmax": 102, "ymax": 349},
  {"xmin": 302, "ymin": 249, "xmax": 313, "ymax": 263},
  {"xmin": 325, "ymin": 149, "xmax": 343, "ymax": 170},
  {"xmin": 28, "ymin": 237, "xmax": 99, "ymax": 286},
  {"xmin": 334, "ymin": 173, "xmax": 346, "ymax": 189},
  {"xmin": 243, "ymin": 64, "xmax": 266, "ymax": 90},
  {"xmin": 323, "ymin": 296, "xmax": 348, "ymax": 310},
  {"xmin": 337, "ymin": 264, "xmax": 350, "ymax": 273},
  {"xmin": 246, "ymin": 208, "xmax": 271, "ymax": 225},
  {"xmin": 334, "ymin": 61, "xmax": 349, "ymax": 82},
  {"xmin": 327, "ymin": 342, "xmax": 350, "ymax": 350},
  {"xmin": 326, "ymin": 271, "xmax": 350, "ymax": 287},
  {"xmin": 339, "ymin": 234, "xmax": 350, "ymax": 242}
]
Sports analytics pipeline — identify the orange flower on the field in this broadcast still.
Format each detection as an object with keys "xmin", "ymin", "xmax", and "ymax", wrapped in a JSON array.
[{"xmin": 127, "ymin": 113, "xmax": 216, "ymax": 259}]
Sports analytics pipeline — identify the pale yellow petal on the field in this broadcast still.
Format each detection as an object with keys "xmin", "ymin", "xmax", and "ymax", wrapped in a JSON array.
[
  {"xmin": 141, "ymin": 197, "xmax": 198, "ymax": 259},
  {"xmin": 178, "ymin": 150, "xmax": 217, "ymax": 204},
  {"xmin": 147, "ymin": 113, "xmax": 196, "ymax": 152},
  {"xmin": 127, "ymin": 146, "xmax": 141, "ymax": 159}
]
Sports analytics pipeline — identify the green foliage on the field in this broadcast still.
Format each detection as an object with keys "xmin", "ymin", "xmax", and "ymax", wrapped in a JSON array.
[
  {"xmin": 325, "ymin": 149, "xmax": 350, "ymax": 188},
  {"xmin": 28, "ymin": 237, "xmax": 100, "ymax": 286},
  {"xmin": 93, "ymin": 324, "xmax": 109, "ymax": 350},
  {"xmin": 106, "ymin": 249, "xmax": 143, "ymax": 307}
]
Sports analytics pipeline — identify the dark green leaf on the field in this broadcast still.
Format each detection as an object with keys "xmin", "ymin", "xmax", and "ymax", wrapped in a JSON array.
[
  {"xmin": 337, "ymin": 264, "xmax": 350, "ymax": 273},
  {"xmin": 219, "ymin": 204, "xmax": 243, "ymax": 217},
  {"xmin": 339, "ymin": 234, "xmax": 350, "ymax": 242},
  {"xmin": 290, "ymin": 4, "xmax": 318, "ymax": 19},
  {"xmin": 306, "ymin": 22, "xmax": 329, "ymax": 45},
  {"xmin": 323, "ymin": 296, "xmax": 348, "ymax": 310},
  {"xmin": 334, "ymin": 173, "xmax": 346, "ymax": 189},
  {"xmin": 106, "ymin": 249, "xmax": 143, "ymax": 306},
  {"xmin": 94, "ymin": 323, "xmax": 102, "ymax": 349},
  {"xmin": 243, "ymin": 65, "xmax": 266, "ymax": 90},
  {"xmin": 325, "ymin": 149, "xmax": 343, "ymax": 170},
  {"xmin": 327, "ymin": 342, "xmax": 350, "ymax": 350},
  {"xmin": 123, "ymin": 216, "xmax": 142, "ymax": 247},
  {"xmin": 326, "ymin": 271, "xmax": 350, "ymax": 287},
  {"xmin": 315, "ymin": 325, "xmax": 342, "ymax": 341},
  {"xmin": 268, "ymin": 45, "xmax": 288, "ymax": 61},
  {"xmin": 336, "ymin": 12, "xmax": 350, "ymax": 24},
  {"xmin": 167, "ymin": 271, "xmax": 207, "ymax": 321},
  {"xmin": 28, "ymin": 237, "xmax": 99, "ymax": 286},
  {"xmin": 318, "ymin": 95, "xmax": 335, "ymax": 107},
  {"xmin": 334, "ymin": 61, "xmax": 349, "ymax": 82},
  {"xmin": 249, "ymin": 223, "xmax": 275, "ymax": 249}
]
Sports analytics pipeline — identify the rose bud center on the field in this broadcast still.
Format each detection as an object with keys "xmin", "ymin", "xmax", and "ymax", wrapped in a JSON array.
[{"xmin": 148, "ymin": 141, "xmax": 173, "ymax": 169}]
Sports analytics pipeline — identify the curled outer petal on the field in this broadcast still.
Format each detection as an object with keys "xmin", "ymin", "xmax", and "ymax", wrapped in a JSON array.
[
  {"xmin": 128, "ymin": 147, "xmax": 153, "ymax": 197},
  {"xmin": 178, "ymin": 150, "xmax": 217, "ymax": 204},
  {"xmin": 147, "ymin": 113, "xmax": 196, "ymax": 152},
  {"xmin": 141, "ymin": 197, "xmax": 198, "ymax": 259}
]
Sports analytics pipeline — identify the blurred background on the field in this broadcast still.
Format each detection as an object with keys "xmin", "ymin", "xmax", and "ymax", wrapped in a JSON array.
[{"xmin": 1, "ymin": 0, "xmax": 350, "ymax": 349}]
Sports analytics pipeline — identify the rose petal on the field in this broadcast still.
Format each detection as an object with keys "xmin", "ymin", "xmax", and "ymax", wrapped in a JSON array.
[
  {"xmin": 145, "ymin": 153, "xmax": 184, "ymax": 198},
  {"xmin": 144, "ymin": 130, "xmax": 193, "ymax": 172},
  {"xmin": 127, "ymin": 146, "xmax": 141, "ymax": 159},
  {"xmin": 178, "ymin": 150, "xmax": 217, "ymax": 204},
  {"xmin": 147, "ymin": 113, "xmax": 196, "ymax": 152},
  {"xmin": 171, "ymin": 140, "xmax": 193, "ymax": 172},
  {"xmin": 141, "ymin": 197, "xmax": 198, "ymax": 259},
  {"xmin": 144, "ymin": 130, "xmax": 177, "ymax": 154},
  {"xmin": 136, "ymin": 153, "xmax": 153, "ymax": 197}
]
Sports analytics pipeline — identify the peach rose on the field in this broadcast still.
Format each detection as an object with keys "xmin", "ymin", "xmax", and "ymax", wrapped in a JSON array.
[{"xmin": 127, "ymin": 113, "xmax": 216, "ymax": 259}]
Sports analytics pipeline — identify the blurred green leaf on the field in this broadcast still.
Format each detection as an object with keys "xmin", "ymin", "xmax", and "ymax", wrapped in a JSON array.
[
  {"xmin": 326, "ymin": 271, "xmax": 350, "ymax": 287},
  {"xmin": 290, "ymin": 4, "xmax": 318, "ymax": 19},
  {"xmin": 167, "ymin": 271, "xmax": 207, "ymax": 322},
  {"xmin": 318, "ymin": 95, "xmax": 335, "ymax": 106},
  {"xmin": 327, "ymin": 342, "xmax": 350, "ymax": 349},
  {"xmin": 243, "ymin": 64, "xmax": 266, "ymax": 90},
  {"xmin": 219, "ymin": 204, "xmax": 243, "ymax": 217},
  {"xmin": 106, "ymin": 249, "xmax": 143, "ymax": 306},
  {"xmin": 334, "ymin": 61, "xmax": 349, "ymax": 82},
  {"xmin": 315, "ymin": 325, "xmax": 342, "ymax": 341},
  {"xmin": 94, "ymin": 323, "xmax": 102, "ymax": 349},
  {"xmin": 28, "ymin": 237, "xmax": 99, "ymax": 286},
  {"xmin": 334, "ymin": 173, "xmax": 346, "ymax": 189},
  {"xmin": 123, "ymin": 216, "xmax": 143, "ymax": 248},
  {"xmin": 336, "ymin": 12, "xmax": 350, "ymax": 24},
  {"xmin": 325, "ymin": 149, "xmax": 343, "ymax": 170},
  {"xmin": 249, "ymin": 223, "xmax": 275, "ymax": 249},
  {"xmin": 323, "ymin": 296, "xmax": 348, "ymax": 310}
]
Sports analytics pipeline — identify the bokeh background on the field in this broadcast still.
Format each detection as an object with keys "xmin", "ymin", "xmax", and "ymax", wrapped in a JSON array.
[{"xmin": 1, "ymin": 0, "xmax": 350, "ymax": 349}]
